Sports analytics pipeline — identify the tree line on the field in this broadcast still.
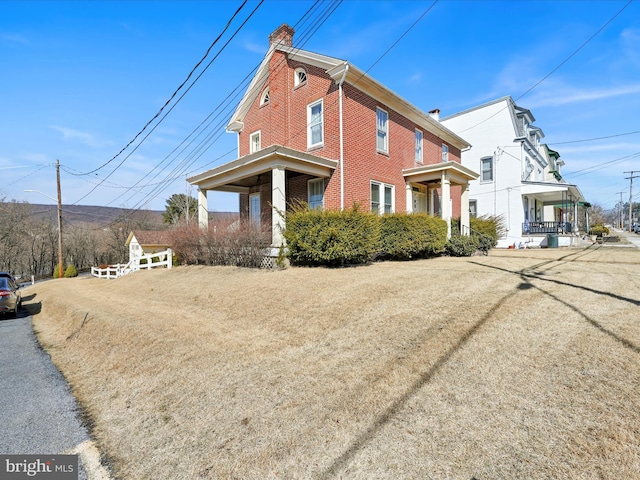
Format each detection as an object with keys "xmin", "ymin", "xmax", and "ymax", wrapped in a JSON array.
[{"xmin": 0, "ymin": 198, "xmax": 164, "ymax": 281}]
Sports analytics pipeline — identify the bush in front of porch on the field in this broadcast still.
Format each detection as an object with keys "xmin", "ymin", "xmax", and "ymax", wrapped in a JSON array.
[{"xmin": 378, "ymin": 213, "xmax": 447, "ymax": 260}]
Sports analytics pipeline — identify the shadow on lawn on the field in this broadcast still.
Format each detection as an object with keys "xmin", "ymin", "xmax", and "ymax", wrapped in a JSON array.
[
  {"xmin": 317, "ymin": 245, "xmax": 638, "ymax": 478},
  {"xmin": 316, "ymin": 287, "xmax": 516, "ymax": 479}
]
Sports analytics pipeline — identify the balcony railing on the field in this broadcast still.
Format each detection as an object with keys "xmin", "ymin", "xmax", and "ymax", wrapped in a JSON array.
[{"xmin": 523, "ymin": 221, "xmax": 572, "ymax": 235}]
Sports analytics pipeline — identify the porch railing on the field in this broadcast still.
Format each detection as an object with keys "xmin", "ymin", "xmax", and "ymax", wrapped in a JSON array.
[{"xmin": 522, "ymin": 221, "xmax": 572, "ymax": 235}]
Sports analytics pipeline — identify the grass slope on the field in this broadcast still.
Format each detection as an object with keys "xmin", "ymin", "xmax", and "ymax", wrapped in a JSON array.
[{"xmin": 27, "ymin": 246, "xmax": 640, "ymax": 479}]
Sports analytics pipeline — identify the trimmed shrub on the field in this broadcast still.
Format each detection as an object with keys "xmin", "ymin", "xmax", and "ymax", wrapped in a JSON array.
[
  {"xmin": 283, "ymin": 204, "xmax": 379, "ymax": 267},
  {"xmin": 589, "ymin": 224, "xmax": 609, "ymax": 236},
  {"xmin": 379, "ymin": 213, "xmax": 448, "ymax": 260},
  {"xmin": 53, "ymin": 264, "xmax": 65, "ymax": 278},
  {"xmin": 445, "ymin": 235, "xmax": 478, "ymax": 257},
  {"xmin": 63, "ymin": 265, "xmax": 78, "ymax": 278}
]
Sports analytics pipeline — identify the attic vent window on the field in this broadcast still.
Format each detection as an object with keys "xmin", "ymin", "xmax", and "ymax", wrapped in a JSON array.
[
  {"xmin": 294, "ymin": 68, "xmax": 307, "ymax": 87},
  {"xmin": 260, "ymin": 87, "xmax": 270, "ymax": 106}
]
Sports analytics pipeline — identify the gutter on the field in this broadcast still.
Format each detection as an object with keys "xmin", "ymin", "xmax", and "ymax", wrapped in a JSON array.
[{"xmin": 338, "ymin": 63, "xmax": 349, "ymax": 210}]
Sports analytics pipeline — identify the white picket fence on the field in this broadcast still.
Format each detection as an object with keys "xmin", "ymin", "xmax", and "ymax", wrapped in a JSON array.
[{"xmin": 91, "ymin": 249, "xmax": 173, "ymax": 279}]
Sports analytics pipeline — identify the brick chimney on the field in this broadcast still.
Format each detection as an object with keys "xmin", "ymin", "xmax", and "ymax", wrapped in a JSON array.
[
  {"xmin": 269, "ymin": 23, "xmax": 295, "ymax": 47},
  {"xmin": 428, "ymin": 108, "xmax": 440, "ymax": 121}
]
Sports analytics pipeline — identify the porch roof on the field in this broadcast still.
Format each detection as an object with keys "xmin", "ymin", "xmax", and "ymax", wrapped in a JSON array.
[
  {"xmin": 403, "ymin": 161, "xmax": 479, "ymax": 185},
  {"xmin": 187, "ymin": 145, "xmax": 337, "ymax": 192},
  {"xmin": 521, "ymin": 181, "xmax": 584, "ymax": 204}
]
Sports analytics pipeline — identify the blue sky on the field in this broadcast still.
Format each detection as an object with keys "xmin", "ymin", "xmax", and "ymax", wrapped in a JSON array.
[{"xmin": 1, "ymin": 0, "xmax": 639, "ymax": 216}]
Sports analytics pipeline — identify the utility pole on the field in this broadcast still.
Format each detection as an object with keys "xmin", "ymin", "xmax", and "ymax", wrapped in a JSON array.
[
  {"xmin": 56, "ymin": 159, "xmax": 64, "ymax": 277},
  {"xmin": 616, "ymin": 191, "xmax": 625, "ymax": 229},
  {"xmin": 624, "ymin": 171, "xmax": 639, "ymax": 232}
]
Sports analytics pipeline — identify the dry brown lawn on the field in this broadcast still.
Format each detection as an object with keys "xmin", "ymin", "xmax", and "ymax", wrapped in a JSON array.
[{"xmin": 26, "ymin": 240, "xmax": 640, "ymax": 479}]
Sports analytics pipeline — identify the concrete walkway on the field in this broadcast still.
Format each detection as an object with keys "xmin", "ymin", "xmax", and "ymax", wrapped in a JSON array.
[
  {"xmin": 0, "ymin": 314, "xmax": 111, "ymax": 479},
  {"xmin": 609, "ymin": 228, "xmax": 640, "ymax": 248}
]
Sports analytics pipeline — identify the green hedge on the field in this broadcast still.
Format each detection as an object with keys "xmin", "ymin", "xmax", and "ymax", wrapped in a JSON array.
[
  {"xmin": 282, "ymin": 205, "xmax": 379, "ymax": 266},
  {"xmin": 379, "ymin": 213, "xmax": 447, "ymax": 260},
  {"xmin": 63, "ymin": 265, "xmax": 78, "ymax": 278},
  {"xmin": 283, "ymin": 206, "xmax": 448, "ymax": 266}
]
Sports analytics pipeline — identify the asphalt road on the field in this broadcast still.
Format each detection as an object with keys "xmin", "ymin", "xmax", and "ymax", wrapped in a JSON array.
[{"xmin": 0, "ymin": 312, "xmax": 90, "ymax": 479}]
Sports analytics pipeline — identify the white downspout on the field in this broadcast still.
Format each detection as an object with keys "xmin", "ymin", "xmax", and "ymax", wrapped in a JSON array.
[{"xmin": 338, "ymin": 63, "xmax": 349, "ymax": 211}]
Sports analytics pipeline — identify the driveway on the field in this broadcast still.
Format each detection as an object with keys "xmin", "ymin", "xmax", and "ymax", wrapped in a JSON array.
[{"xmin": 0, "ymin": 311, "xmax": 109, "ymax": 479}]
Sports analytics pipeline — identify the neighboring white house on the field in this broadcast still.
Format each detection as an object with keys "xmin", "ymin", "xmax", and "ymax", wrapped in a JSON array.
[{"xmin": 441, "ymin": 96, "xmax": 586, "ymax": 248}]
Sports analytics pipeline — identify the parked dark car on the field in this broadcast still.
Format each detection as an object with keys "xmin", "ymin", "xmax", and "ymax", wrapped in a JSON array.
[{"xmin": 0, "ymin": 276, "xmax": 21, "ymax": 318}]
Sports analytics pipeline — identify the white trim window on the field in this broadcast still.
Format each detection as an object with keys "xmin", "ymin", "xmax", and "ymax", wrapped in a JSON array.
[
  {"xmin": 307, "ymin": 99, "xmax": 323, "ymax": 148},
  {"xmin": 442, "ymin": 144, "xmax": 449, "ymax": 162},
  {"xmin": 371, "ymin": 181, "xmax": 394, "ymax": 214},
  {"xmin": 415, "ymin": 129, "xmax": 423, "ymax": 163},
  {"xmin": 308, "ymin": 178, "xmax": 324, "ymax": 210},
  {"xmin": 376, "ymin": 107, "xmax": 388, "ymax": 153},
  {"xmin": 294, "ymin": 67, "xmax": 307, "ymax": 87},
  {"xmin": 249, "ymin": 130, "xmax": 261, "ymax": 153},
  {"xmin": 260, "ymin": 87, "xmax": 270, "ymax": 106},
  {"xmin": 469, "ymin": 200, "xmax": 477, "ymax": 218},
  {"xmin": 481, "ymin": 156, "xmax": 494, "ymax": 182}
]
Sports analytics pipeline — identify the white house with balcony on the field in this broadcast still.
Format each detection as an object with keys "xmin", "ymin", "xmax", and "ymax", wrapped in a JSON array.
[{"xmin": 441, "ymin": 96, "xmax": 586, "ymax": 248}]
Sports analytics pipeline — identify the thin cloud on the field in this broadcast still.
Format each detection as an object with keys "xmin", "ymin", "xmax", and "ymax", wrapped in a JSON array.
[
  {"xmin": 49, "ymin": 125, "xmax": 113, "ymax": 148},
  {"xmin": 533, "ymin": 84, "xmax": 640, "ymax": 107},
  {"xmin": 1, "ymin": 33, "xmax": 29, "ymax": 45}
]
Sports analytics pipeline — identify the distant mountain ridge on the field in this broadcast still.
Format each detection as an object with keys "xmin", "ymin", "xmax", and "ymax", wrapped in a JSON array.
[{"xmin": 29, "ymin": 204, "xmax": 238, "ymax": 227}]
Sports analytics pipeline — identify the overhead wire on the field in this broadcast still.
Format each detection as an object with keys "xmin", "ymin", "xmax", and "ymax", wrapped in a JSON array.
[
  {"xmin": 110, "ymin": 0, "xmax": 333, "ymax": 212},
  {"xmin": 75, "ymin": 0, "xmax": 250, "ymax": 177},
  {"xmin": 457, "ymin": 0, "xmax": 633, "ymax": 134},
  {"xmin": 77, "ymin": 0, "xmax": 339, "ymax": 228}
]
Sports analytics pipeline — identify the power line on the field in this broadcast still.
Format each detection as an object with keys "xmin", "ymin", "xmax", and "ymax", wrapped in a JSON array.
[
  {"xmin": 548, "ymin": 129, "xmax": 640, "ymax": 146},
  {"xmin": 76, "ymin": 0, "xmax": 250, "ymax": 177},
  {"xmin": 458, "ymin": 0, "xmax": 633, "ymax": 134},
  {"xmin": 77, "ymin": 0, "xmax": 340, "ymax": 228},
  {"xmin": 563, "ymin": 150, "xmax": 640, "ymax": 179}
]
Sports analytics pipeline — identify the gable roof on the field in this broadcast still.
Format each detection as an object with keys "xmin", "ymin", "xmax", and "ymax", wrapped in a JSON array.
[
  {"xmin": 126, "ymin": 230, "xmax": 172, "ymax": 248},
  {"xmin": 226, "ymin": 35, "xmax": 470, "ymax": 151}
]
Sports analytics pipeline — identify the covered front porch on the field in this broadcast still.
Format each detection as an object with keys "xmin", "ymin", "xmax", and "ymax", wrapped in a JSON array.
[
  {"xmin": 521, "ymin": 181, "xmax": 585, "ymax": 236},
  {"xmin": 403, "ymin": 162, "xmax": 479, "ymax": 238},
  {"xmin": 186, "ymin": 145, "xmax": 337, "ymax": 249}
]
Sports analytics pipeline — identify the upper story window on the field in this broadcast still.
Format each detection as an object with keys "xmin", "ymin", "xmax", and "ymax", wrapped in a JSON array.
[
  {"xmin": 481, "ymin": 156, "xmax": 494, "ymax": 182},
  {"xmin": 376, "ymin": 108, "xmax": 388, "ymax": 153},
  {"xmin": 308, "ymin": 178, "xmax": 324, "ymax": 210},
  {"xmin": 307, "ymin": 99, "xmax": 323, "ymax": 148},
  {"xmin": 250, "ymin": 131, "xmax": 261, "ymax": 153},
  {"xmin": 415, "ymin": 129, "xmax": 423, "ymax": 163},
  {"xmin": 371, "ymin": 181, "xmax": 394, "ymax": 214},
  {"xmin": 294, "ymin": 67, "xmax": 307, "ymax": 87},
  {"xmin": 442, "ymin": 144, "xmax": 449, "ymax": 162},
  {"xmin": 260, "ymin": 87, "xmax": 270, "ymax": 106}
]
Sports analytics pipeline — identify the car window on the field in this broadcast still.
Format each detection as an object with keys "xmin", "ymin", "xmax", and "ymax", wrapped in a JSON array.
[{"xmin": 0, "ymin": 278, "xmax": 9, "ymax": 289}]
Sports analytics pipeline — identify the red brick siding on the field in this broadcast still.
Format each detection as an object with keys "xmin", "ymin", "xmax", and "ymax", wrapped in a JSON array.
[{"xmin": 238, "ymin": 51, "xmax": 464, "ymax": 218}]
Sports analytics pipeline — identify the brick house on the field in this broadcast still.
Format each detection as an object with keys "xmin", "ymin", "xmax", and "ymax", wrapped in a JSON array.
[{"xmin": 187, "ymin": 24, "xmax": 478, "ymax": 252}]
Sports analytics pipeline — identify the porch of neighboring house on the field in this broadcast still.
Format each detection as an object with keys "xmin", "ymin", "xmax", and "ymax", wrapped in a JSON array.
[{"xmin": 521, "ymin": 182, "xmax": 585, "ymax": 247}]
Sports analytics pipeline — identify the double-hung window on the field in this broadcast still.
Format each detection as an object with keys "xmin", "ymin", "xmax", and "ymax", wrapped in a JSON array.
[
  {"xmin": 415, "ymin": 129, "xmax": 423, "ymax": 163},
  {"xmin": 481, "ymin": 156, "xmax": 494, "ymax": 182},
  {"xmin": 376, "ymin": 108, "xmax": 388, "ymax": 153},
  {"xmin": 308, "ymin": 178, "xmax": 324, "ymax": 210},
  {"xmin": 249, "ymin": 131, "xmax": 261, "ymax": 153},
  {"xmin": 249, "ymin": 193, "xmax": 261, "ymax": 227},
  {"xmin": 442, "ymin": 144, "xmax": 449, "ymax": 162},
  {"xmin": 307, "ymin": 99, "xmax": 323, "ymax": 148},
  {"xmin": 371, "ymin": 181, "xmax": 393, "ymax": 214}
]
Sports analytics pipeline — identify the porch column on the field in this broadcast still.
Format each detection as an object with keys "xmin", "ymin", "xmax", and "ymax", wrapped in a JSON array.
[
  {"xmin": 574, "ymin": 202, "xmax": 579, "ymax": 233},
  {"xmin": 405, "ymin": 183, "xmax": 413, "ymax": 213},
  {"xmin": 461, "ymin": 183, "xmax": 470, "ymax": 236},
  {"xmin": 198, "ymin": 188, "xmax": 208, "ymax": 229},
  {"xmin": 441, "ymin": 171, "xmax": 452, "ymax": 239},
  {"xmin": 272, "ymin": 165, "xmax": 286, "ymax": 247}
]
